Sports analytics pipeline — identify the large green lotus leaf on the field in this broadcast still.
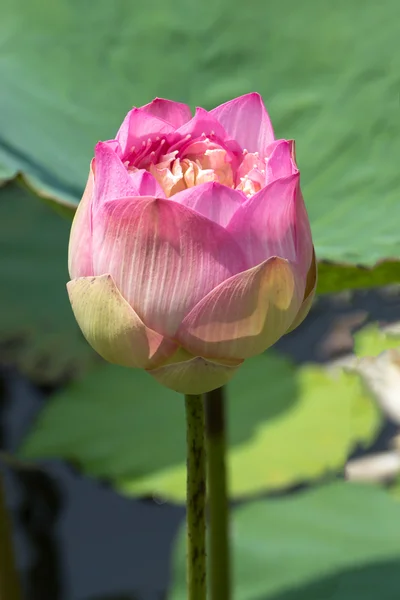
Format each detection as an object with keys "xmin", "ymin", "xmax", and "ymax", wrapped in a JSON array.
[
  {"xmin": 0, "ymin": 0, "xmax": 399, "ymax": 291},
  {"xmin": 0, "ymin": 182, "xmax": 96, "ymax": 382},
  {"xmin": 20, "ymin": 352, "xmax": 381, "ymax": 502},
  {"xmin": 0, "ymin": 155, "xmax": 17, "ymax": 183},
  {"xmin": 170, "ymin": 482, "xmax": 400, "ymax": 600}
]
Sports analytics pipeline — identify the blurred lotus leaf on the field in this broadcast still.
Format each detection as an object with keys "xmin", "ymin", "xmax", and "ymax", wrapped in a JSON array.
[
  {"xmin": 20, "ymin": 351, "xmax": 380, "ymax": 502},
  {"xmin": 170, "ymin": 482, "xmax": 400, "ymax": 600}
]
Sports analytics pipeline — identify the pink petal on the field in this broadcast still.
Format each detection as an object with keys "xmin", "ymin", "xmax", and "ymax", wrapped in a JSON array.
[
  {"xmin": 210, "ymin": 93, "xmax": 274, "ymax": 155},
  {"xmin": 93, "ymin": 142, "xmax": 140, "ymax": 208},
  {"xmin": 176, "ymin": 107, "xmax": 231, "ymax": 141},
  {"xmin": 92, "ymin": 197, "xmax": 247, "ymax": 337},
  {"xmin": 227, "ymin": 174, "xmax": 299, "ymax": 266},
  {"xmin": 128, "ymin": 169, "xmax": 165, "ymax": 197},
  {"xmin": 68, "ymin": 163, "xmax": 94, "ymax": 278},
  {"xmin": 265, "ymin": 139, "xmax": 298, "ymax": 184},
  {"xmin": 67, "ymin": 275, "xmax": 177, "ymax": 369},
  {"xmin": 178, "ymin": 257, "xmax": 303, "ymax": 360},
  {"xmin": 116, "ymin": 107, "xmax": 175, "ymax": 158},
  {"xmin": 227, "ymin": 173, "xmax": 313, "ymax": 277},
  {"xmin": 148, "ymin": 353, "xmax": 242, "ymax": 394},
  {"xmin": 140, "ymin": 98, "xmax": 192, "ymax": 128},
  {"xmin": 294, "ymin": 186, "xmax": 314, "ymax": 279},
  {"xmin": 101, "ymin": 138, "xmax": 123, "ymax": 158},
  {"xmin": 286, "ymin": 248, "xmax": 317, "ymax": 333},
  {"xmin": 172, "ymin": 182, "xmax": 244, "ymax": 227}
]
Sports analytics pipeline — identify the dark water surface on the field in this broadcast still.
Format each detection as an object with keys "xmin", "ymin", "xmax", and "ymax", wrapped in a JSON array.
[{"xmin": 1, "ymin": 288, "xmax": 400, "ymax": 600}]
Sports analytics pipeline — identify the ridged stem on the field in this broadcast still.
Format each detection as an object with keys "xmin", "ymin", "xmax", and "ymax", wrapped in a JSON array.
[{"xmin": 185, "ymin": 393, "xmax": 207, "ymax": 600}]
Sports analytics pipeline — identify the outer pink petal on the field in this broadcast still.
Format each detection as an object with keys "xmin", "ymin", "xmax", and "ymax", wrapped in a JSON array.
[
  {"xmin": 227, "ymin": 174, "xmax": 299, "ymax": 266},
  {"xmin": 178, "ymin": 257, "xmax": 303, "ymax": 360},
  {"xmin": 67, "ymin": 274, "xmax": 177, "ymax": 369},
  {"xmin": 128, "ymin": 169, "xmax": 165, "ymax": 197},
  {"xmin": 140, "ymin": 98, "xmax": 192, "ymax": 128},
  {"xmin": 227, "ymin": 173, "xmax": 313, "ymax": 277},
  {"xmin": 148, "ymin": 355, "xmax": 242, "ymax": 394},
  {"xmin": 293, "ymin": 186, "xmax": 314, "ymax": 279},
  {"xmin": 210, "ymin": 93, "xmax": 274, "ymax": 155},
  {"xmin": 286, "ymin": 248, "xmax": 317, "ymax": 333},
  {"xmin": 171, "ymin": 182, "xmax": 244, "ymax": 227},
  {"xmin": 68, "ymin": 163, "xmax": 94, "ymax": 278},
  {"xmin": 265, "ymin": 139, "xmax": 298, "ymax": 184},
  {"xmin": 116, "ymin": 108, "xmax": 175, "ymax": 158},
  {"xmin": 92, "ymin": 197, "xmax": 247, "ymax": 337},
  {"xmin": 93, "ymin": 142, "xmax": 140, "ymax": 208}
]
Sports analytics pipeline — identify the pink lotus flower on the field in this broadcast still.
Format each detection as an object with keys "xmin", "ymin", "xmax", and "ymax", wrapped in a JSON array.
[{"xmin": 67, "ymin": 93, "xmax": 316, "ymax": 394}]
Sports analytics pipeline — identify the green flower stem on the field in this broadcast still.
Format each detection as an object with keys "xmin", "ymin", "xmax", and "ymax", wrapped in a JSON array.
[
  {"xmin": 185, "ymin": 393, "xmax": 207, "ymax": 600},
  {"xmin": 204, "ymin": 386, "xmax": 230, "ymax": 600},
  {"xmin": 0, "ymin": 475, "xmax": 22, "ymax": 600}
]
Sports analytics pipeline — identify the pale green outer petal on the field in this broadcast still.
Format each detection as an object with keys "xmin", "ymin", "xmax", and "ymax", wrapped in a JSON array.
[
  {"xmin": 286, "ymin": 248, "xmax": 317, "ymax": 334},
  {"xmin": 178, "ymin": 257, "xmax": 304, "ymax": 360},
  {"xmin": 67, "ymin": 275, "xmax": 177, "ymax": 369},
  {"xmin": 148, "ymin": 356, "xmax": 243, "ymax": 394}
]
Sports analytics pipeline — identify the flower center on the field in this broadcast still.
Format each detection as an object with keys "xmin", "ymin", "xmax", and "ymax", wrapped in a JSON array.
[
  {"xmin": 126, "ymin": 135, "xmax": 268, "ymax": 198},
  {"xmin": 145, "ymin": 136, "xmax": 235, "ymax": 198}
]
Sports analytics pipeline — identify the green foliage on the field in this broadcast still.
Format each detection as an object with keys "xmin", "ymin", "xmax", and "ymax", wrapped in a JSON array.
[
  {"xmin": 170, "ymin": 482, "xmax": 400, "ymax": 600},
  {"xmin": 1, "ymin": 4, "xmax": 399, "ymax": 597},
  {"xmin": 20, "ymin": 352, "xmax": 380, "ymax": 502}
]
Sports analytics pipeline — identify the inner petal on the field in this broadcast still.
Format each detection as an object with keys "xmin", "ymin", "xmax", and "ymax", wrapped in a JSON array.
[{"xmin": 236, "ymin": 151, "xmax": 266, "ymax": 198}]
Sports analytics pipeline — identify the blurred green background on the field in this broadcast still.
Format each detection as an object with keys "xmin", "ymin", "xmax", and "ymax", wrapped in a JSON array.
[{"xmin": 1, "ymin": 0, "xmax": 400, "ymax": 598}]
